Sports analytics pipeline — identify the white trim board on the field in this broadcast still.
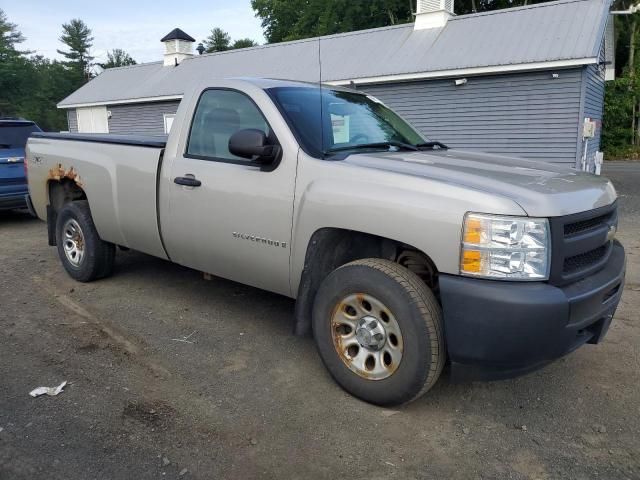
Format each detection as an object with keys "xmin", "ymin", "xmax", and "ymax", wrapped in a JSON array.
[
  {"xmin": 58, "ymin": 94, "xmax": 184, "ymax": 109},
  {"xmin": 326, "ymin": 58, "xmax": 599, "ymax": 86}
]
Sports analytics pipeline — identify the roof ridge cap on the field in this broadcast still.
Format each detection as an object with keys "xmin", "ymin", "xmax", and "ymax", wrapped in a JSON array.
[
  {"xmin": 185, "ymin": 23, "xmax": 414, "ymax": 62},
  {"xmin": 99, "ymin": 61, "xmax": 163, "ymax": 72}
]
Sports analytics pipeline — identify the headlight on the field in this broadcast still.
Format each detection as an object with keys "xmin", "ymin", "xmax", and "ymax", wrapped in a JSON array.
[{"xmin": 460, "ymin": 213, "xmax": 550, "ymax": 281}]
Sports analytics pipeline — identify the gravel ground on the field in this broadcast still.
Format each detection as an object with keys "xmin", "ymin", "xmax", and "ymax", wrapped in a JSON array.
[{"xmin": 1, "ymin": 162, "xmax": 639, "ymax": 480}]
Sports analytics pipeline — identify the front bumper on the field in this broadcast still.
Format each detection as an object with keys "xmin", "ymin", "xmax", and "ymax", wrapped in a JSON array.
[{"xmin": 439, "ymin": 240, "xmax": 626, "ymax": 381}]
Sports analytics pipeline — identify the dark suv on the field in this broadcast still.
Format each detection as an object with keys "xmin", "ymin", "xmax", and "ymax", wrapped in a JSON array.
[{"xmin": 0, "ymin": 118, "xmax": 41, "ymax": 210}]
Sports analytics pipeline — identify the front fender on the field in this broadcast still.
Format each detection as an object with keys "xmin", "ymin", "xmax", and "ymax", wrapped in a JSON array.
[{"xmin": 289, "ymin": 173, "xmax": 526, "ymax": 297}]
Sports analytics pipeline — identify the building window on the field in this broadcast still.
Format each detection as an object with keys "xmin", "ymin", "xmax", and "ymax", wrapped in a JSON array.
[{"xmin": 164, "ymin": 114, "xmax": 176, "ymax": 134}]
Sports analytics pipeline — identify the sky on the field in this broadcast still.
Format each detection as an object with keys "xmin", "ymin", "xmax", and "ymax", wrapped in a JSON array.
[{"xmin": 2, "ymin": 0, "xmax": 266, "ymax": 64}]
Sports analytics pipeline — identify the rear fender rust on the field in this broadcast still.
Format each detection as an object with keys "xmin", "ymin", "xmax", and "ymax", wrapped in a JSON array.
[{"xmin": 48, "ymin": 163, "xmax": 83, "ymax": 188}]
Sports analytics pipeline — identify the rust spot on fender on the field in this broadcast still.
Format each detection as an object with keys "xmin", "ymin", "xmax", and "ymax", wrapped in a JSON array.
[{"xmin": 48, "ymin": 163, "xmax": 84, "ymax": 187}]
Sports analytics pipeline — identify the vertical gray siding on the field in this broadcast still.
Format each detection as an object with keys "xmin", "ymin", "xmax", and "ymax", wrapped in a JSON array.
[
  {"xmin": 580, "ymin": 43, "xmax": 606, "ymax": 169},
  {"xmin": 107, "ymin": 101, "xmax": 181, "ymax": 135},
  {"xmin": 67, "ymin": 109, "xmax": 78, "ymax": 133},
  {"xmin": 363, "ymin": 69, "xmax": 584, "ymax": 164}
]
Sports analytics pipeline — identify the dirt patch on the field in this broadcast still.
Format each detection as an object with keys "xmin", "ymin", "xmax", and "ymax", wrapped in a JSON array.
[{"xmin": 122, "ymin": 400, "xmax": 175, "ymax": 430}]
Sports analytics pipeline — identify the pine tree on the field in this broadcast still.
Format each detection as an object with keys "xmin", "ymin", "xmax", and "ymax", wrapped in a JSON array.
[
  {"xmin": 231, "ymin": 38, "xmax": 258, "ymax": 49},
  {"xmin": 203, "ymin": 28, "xmax": 231, "ymax": 53},
  {"xmin": 98, "ymin": 49, "xmax": 137, "ymax": 70},
  {"xmin": 57, "ymin": 19, "xmax": 94, "ymax": 82}
]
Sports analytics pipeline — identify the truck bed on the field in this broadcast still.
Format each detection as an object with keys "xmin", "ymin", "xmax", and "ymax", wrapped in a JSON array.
[
  {"xmin": 26, "ymin": 132, "xmax": 168, "ymax": 260},
  {"xmin": 31, "ymin": 132, "xmax": 168, "ymax": 149}
]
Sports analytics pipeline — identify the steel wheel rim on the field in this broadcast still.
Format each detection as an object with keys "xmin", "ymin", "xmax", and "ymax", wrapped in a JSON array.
[
  {"xmin": 331, "ymin": 293, "xmax": 404, "ymax": 380},
  {"xmin": 62, "ymin": 219, "xmax": 85, "ymax": 267}
]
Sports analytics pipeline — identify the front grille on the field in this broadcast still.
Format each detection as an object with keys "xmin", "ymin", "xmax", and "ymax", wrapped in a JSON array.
[
  {"xmin": 563, "ymin": 245, "xmax": 608, "ymax": 274},
  {"xmin": 548, "ymin": 202, "xmax": 617, "ymax": 286},
  {"xmin": 564, "ymin": 212, "xmax": 614, "ymax": 236}
]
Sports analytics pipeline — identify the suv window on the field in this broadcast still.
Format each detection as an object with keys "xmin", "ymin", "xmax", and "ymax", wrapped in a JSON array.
[
  {"xmin": 0, "ymin": 122, "xmax": 41, "ymax": 149},
  {"xmin": 187, "ymin": 89, "xmax": 270, "ymax": 162}
]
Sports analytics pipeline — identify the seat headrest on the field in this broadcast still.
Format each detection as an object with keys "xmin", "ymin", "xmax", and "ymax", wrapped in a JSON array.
[{"xmin": 203, "ymin": 108, "xmax": 240, "ymax": 133}]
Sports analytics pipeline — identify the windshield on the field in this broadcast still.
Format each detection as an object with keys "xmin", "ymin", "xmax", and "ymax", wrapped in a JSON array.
[
  {"xmin": 266, "ymin": 87, "xmax": 428, "ymax": 158},
  {"xmin": 0, "ymin": 123, "xmax": 41, "ymax": 149}
]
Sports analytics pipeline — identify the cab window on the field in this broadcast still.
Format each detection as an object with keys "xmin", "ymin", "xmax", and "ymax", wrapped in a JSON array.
[{"xmin": 187, "ymin": 89, "xmax": 271, "ymax": 163}]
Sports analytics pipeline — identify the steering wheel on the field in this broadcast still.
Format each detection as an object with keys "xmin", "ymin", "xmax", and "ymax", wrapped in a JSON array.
[{"xmin": 349, "ymin": 133, "xmax": 369, "ymax": 144}]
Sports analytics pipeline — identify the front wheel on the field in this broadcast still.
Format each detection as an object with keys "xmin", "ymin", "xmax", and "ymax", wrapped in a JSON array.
[
  {"xmin": 55, "ymin": 200, "xmax": 115, "ymax": 282},
  {"xmin": 312, "ymin": 258, "xmax": 445, "ymax": 406}
]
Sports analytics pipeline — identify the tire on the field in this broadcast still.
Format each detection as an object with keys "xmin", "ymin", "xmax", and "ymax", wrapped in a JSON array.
[
  {"xmin": 312, "ymin": 258, "xmax": 445, "ymax": 406},
  {"xmin": 55, "ymin": 200, "xmax": 115, "ymax": 282}
]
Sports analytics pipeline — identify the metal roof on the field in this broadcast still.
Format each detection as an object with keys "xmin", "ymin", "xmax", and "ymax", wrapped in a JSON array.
[{"xmin": 59, "ymin": 0, "xmax": 611, "ymax": 108}]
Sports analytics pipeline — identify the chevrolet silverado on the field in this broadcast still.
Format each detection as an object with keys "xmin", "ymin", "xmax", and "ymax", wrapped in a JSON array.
[{"xmin": 26, "ymin": 78, "xmax": 625, "ymax": 405}]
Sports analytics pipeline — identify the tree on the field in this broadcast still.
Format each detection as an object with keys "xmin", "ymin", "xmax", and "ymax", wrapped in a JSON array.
[
  {"xmin": 251, "ymin": 0, "xmax": 564, "ymax": 43},
  {"xmin": 0, "ymin": 8, "xmax": 29, "ymax": 116},
  {"xmin": 0, "ymin": 8, "xmax": 25, "ymax": 53},
  {"xmin": 98, "ymin": 49, "xmax": 137, "ymax": 69},
  {"xmin": 251, "ymin": 0, "xmax": 413, "ymax": 43},
  {"xmin": 231, "ymin": 38, "xmax": 258, "ymax": 49},
  {"xmin": 203, "ymin": 27, "xmax": 231, "ymax": 53},
  {"xmin": 57, "ymin": 19, "xmax": 94, "ymax": 81}
]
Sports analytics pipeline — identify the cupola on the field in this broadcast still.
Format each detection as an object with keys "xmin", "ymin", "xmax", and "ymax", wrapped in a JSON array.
[
  {"xmin": 414, "ymin": 0, "xmax": 455, "ymax": 30},
  {"xmin": 161, "ymin": 28, "xmax": 196, "ymax": 66}
]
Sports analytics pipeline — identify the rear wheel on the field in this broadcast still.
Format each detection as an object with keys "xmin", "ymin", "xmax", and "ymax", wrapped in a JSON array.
[
  {"xmin": 312, "ymin": 258, "xmax": 445, "ymax": 406},
  {"xmin": 55, "ymin": 200, "xmax": 115, "ymax": 282}
]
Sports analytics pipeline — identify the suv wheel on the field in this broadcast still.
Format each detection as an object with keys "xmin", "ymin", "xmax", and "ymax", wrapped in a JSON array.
[{"xmin": 312, "ymin": 258, "xmax": 445, "ymax": 406}]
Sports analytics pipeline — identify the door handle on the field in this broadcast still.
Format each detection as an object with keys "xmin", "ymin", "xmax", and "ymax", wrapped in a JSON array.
[{"xmin": 174, "ymin": 175, "xmax": 202, "ymax": 187}]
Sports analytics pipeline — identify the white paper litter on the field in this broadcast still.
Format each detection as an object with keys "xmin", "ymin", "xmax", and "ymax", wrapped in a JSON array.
[{"xmin": 29, "ymin": 381, "xmax": 67, "ymax": 398}]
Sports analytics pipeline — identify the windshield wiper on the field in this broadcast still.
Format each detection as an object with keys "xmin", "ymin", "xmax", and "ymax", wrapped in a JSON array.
[
  {"xmin": 416, "ymin": 141, "xmax": 448, "ymax": 150},
  {"xmin": 326, "ymin": 141, "xmax": 419, "ymax": 154}
]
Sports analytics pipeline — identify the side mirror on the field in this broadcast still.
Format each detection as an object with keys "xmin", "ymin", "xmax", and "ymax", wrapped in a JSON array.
[{"xmin": 228, "ymin": 129, "xmax": 280, "ymax": 164}]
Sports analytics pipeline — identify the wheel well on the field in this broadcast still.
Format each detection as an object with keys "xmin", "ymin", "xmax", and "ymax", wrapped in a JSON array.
[
  {"xmin": 293, "ymin": 228, "xmax": 438, "ymax": 336},
  {"xmin": 46, "ymin": 180, "xmax": 87, "ymax": 246}
]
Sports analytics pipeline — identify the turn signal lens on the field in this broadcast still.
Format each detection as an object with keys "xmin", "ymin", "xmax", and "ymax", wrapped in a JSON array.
[
  {"xmin": 463, "ymin": 217, "xmax": 482, "ymax": 244},
  {"xmin": 461, "ymin": 250, "xmax": 481, "ymax": 272},
  {"xmin": 460, "ymin": 213, "xmax": 550, "ymax": 281}
]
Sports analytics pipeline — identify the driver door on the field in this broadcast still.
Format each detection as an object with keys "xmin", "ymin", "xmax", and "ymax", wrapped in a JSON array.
[{"xmin": 160, "ymin": 88, "xmax": 297, "ymax": 296}]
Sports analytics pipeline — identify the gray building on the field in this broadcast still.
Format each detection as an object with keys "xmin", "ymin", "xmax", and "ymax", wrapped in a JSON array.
[{"xmin": 58, "ymin": 0, "xmax": 613, "ymax": 169}]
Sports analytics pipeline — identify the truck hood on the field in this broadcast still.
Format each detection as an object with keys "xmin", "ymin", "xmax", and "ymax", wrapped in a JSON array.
[{"xmin": 343, "ymin": 149, "xmax": 617, "ymax": 217}]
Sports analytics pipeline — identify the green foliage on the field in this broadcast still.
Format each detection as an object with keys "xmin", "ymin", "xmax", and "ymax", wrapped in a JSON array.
[
  {"xmin": 251, "ymin": 0, "xmax": 413, "ymax": 43},
  {"xmin": 0, "ymin": 9, "xmax": 92, "ymax": 131},
  {"xmin": 602, "ymin": 76, "xmax": 634, "ymax": 155},
  {"xmin": 98, "ymin": 49, "xmax": 137, "ymax": 70},
  {"xmin": 0, "ymin": 8, "xmax": 25, "ymax": 51},
  {"xmin": 57, "ymin": 19, "xmax": 94, "ymax": 81},
  {"xmin": 601, "ymin": 13, "xmax": 640, "ymax": 158},
  {"xmin": 232, "ymin": 38, "xmax": 258, "ymax": 49},
  {"xmin": 204, "ymin": 27, "xmax": 231, "ymax": 53},
  {"xmin": 203, "ymin": 28, "xmax": 259, "ymax": 53},
  {"xmin": 249, "ymin": 0, "xmax": 557, "ymax": 43}
]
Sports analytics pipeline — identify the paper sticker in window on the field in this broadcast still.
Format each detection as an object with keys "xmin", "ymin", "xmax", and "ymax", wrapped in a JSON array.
[{"xmin": 331, "ymin": 114, "xmax": 350, "ymax": 144}]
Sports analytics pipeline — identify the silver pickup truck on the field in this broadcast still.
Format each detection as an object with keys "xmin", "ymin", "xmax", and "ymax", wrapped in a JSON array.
[{"xmin": 26, "ymin": 78, "xmax": 625, "ymax": 406}]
